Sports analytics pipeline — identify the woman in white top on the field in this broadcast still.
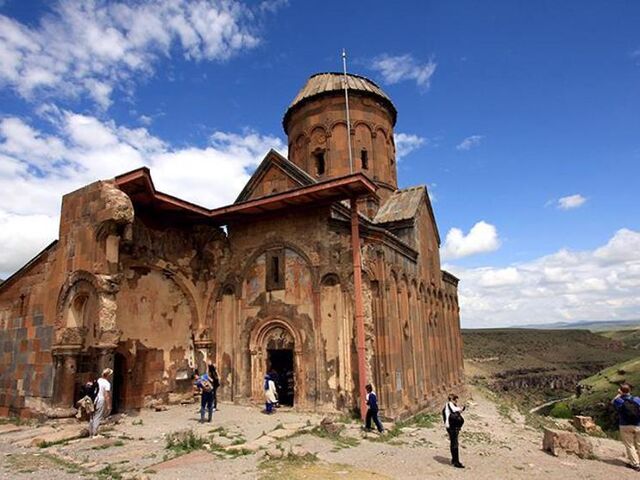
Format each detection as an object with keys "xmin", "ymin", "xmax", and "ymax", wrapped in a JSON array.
[
  {"xmin": 264, "ymin": 374, "xmax": 278, "ymax": 414},
  {"xmin": 443, "ymin": 393, "xmax": 466, "ymax": 469},
  {"xmin": 90, "ymin": 368, "xmax": 112, "ymax": 437}
]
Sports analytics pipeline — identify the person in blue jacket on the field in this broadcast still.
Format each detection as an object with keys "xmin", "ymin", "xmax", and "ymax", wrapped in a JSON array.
[
  {"xmin": 612, "ymin": 383, "xmax": 640, "ymax": 471},
  {"xmin": 364, "ymin": 384, "xmax": 384, "ymax": 433}
]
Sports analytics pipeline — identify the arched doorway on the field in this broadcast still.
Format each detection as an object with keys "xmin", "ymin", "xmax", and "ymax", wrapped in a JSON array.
[
  {"xmin": 265, "ymin": 327, "xmax": 295, "ymax": 406},
  {"xmin": 250, "ymin": 319, "xmax": 301, "ymax": 408},
  {"xmin": 112, "ymin": 352, "xmax": 127, "ymax": 413}
]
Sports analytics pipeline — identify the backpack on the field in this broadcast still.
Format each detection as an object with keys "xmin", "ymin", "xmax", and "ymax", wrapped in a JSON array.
[
  {"xmin": 84, "ymin": 380, "xmax": 99, "ymax": 402},
  {"xmin": 620, "ymin": 398, "xmax": 640, "ymax": 425},
  {"xmin": 442, "ymin": 403, "xmax": 465, "ymax": 429},
  {"xmin": 201, "ymin": 379, "xmax": 213, "ymax": 393}
]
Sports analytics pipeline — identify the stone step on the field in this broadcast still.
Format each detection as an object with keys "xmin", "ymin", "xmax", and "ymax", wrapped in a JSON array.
[
  {"xmin": 16, "ymin": 424, "xmax": 87, "ymax": 447},
  {"xmin": 0, "ymin": 424, "xmax": 23, "ymax": 436}
]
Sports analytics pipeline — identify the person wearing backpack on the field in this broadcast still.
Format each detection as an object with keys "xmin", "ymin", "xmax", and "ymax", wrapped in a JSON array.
[
  {"xmin": 194, "ymin": 371, "xmax": 215, "ymax": 423},
  {"xmin": 443, "ymin": 393, "xmax": 466, "ymax": 469},
  {"xmin": 208, "ymin": 363, "xmax": 220, "ymax": 412},
  {"xmin": 612, "ymin": 383, "xmax": 640, "ymax": 471}
]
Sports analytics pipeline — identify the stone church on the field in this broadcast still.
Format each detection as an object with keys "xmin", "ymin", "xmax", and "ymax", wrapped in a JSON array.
[{"xmin": 0, "ymin": 72, "xmax": 463, "ymax": 419}]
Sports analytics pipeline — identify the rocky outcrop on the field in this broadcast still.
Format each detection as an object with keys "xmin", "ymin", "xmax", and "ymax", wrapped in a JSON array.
[
  {"xmin": 542, "ymin": 427, "xmax": 594, "ymax": 458},
  {"xmin": 572, "ymin": 415, "xmax": 604, "ymax": 435}
]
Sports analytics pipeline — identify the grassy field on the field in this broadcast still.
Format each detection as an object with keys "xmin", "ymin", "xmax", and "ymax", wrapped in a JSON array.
[{"xmin": 463, "ymin": 328, "xmax": 638, "ymax": 407}]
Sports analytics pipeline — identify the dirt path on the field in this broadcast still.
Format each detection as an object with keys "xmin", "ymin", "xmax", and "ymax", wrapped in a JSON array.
[{"xmin": 0, "ymin": 387, "xmax": 636, "ymax": 479}]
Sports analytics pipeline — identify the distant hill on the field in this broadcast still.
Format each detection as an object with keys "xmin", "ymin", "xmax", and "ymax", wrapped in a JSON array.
[
  {"xmin": 516, "ymin": 319, "xmax": 640, "ymax": 332},
  {"xmin": 463, "ymin": 328, "xmax": 638, "ymax": 406}
]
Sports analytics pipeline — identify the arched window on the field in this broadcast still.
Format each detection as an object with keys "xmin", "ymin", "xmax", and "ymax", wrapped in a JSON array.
[
  {"xmin": 313, "ymin": 150, "xmax": 326, "ymax": 175},
  {"xmin": 360, "ymin": 149, "xmax": 368, "ymax": 170}
]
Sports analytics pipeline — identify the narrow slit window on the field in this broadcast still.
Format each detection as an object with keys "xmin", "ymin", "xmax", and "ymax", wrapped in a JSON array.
[
  {"xmin": 272, "ymin": 255, "xmax": 280, "ymax": 285},
  {"xmin": 361, "ymin": 149, "xmax": 369, "ymax": 170},
  {"xmin": 314, "ymin": 151, "xmax": 325, "ymax": 175},
  {"xmin": 266, "ymin": 249, "xmax": 285, "ymax": 291}
]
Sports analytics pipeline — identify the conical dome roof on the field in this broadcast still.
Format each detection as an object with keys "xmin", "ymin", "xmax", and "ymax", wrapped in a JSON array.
[{"xmin": 283, "ymin": 72, "xmax": 397, "ymax": 133}]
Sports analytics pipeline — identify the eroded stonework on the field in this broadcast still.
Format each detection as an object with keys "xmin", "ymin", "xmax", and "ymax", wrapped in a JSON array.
[{"xmin": 0, "ymin": 72, "xmax": 463, "ymax": 419}]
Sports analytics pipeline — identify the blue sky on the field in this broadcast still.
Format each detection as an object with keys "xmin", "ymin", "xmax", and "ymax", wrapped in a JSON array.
[{"xmin": 0, "ymin": 0, "xmax": 638, "ymax": 327}]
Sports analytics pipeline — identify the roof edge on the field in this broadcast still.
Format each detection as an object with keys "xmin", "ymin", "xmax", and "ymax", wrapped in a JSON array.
[{"xmin": 0, "ymin": 240, "xmax": 59, "ymax": 294}]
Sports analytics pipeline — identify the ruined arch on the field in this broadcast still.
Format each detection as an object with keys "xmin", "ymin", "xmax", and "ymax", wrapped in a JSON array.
[
  {"xmin": 123, "ymin": 263, "xmax": 200, "ymax": 331},
  {"xmin": 320, "ymin": 272, "xmax": 341, "ymax": 287}
]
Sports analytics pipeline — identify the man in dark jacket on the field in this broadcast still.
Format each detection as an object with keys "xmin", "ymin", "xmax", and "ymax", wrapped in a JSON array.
[
  {"xmin": 194, "ymin": 371, "xmax": 214, "ymax": 423},
  {"xmin": 613, "ymin": 383, "xmax": 640, "ymax": 471},
  {"xmin": 364, "ymin": 384, "xmax": 384, "ymax": 433}
]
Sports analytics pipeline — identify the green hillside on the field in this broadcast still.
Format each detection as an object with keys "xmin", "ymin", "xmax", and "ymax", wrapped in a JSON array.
[
  {"xmin": 463, "ymin": 328, "xmax": 637, "ymax": 406},
  {"xmin": 569, "ymin": 357, "xmax": 640, "ymax": 432},
  {"xmin": 600, "ymin": 329, "xmax": 640, "ymax": 350}
]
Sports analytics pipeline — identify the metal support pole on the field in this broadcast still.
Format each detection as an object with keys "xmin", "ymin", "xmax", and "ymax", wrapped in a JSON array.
[
  {"xmin": 350, "ymin": 197, "xmax": 368, "ymax": 421},
  {"xmin": 342, "ymin": 49, "xmax": 354, "ymax": 173}
]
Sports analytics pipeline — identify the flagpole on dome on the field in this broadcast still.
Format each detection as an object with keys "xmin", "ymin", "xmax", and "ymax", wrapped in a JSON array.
[{"xmin": 342, "ymin": 49, "xmax": 354, "ymax": 174}]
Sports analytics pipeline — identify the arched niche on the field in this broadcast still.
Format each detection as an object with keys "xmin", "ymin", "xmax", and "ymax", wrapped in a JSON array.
[{"xmin": 55, "ymin": 273, "xmax": 100, "ymax": 348}]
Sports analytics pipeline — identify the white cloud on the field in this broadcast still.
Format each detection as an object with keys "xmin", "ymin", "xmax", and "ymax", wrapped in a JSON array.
[
  {"xmin": 138, "ymin": 115, "xmax": 152, "ymax": 126},
  {"xmin": 370, "ymin": 54, "xmax": 437, "ymax": 89},
  {"xmin": 456, "ymin": 135, "xmax": 483, "ymax": 151},
  {"xmin": 445, "ymin": 228, "xmax": 640, "ymax": 328},
  {"xmin": 0, "ymin": 111, "xmax": 285, "ymax": 277},
  {"xmin": 557, "ymin": 193, "xmax": 586, "ymax": 210},
  {"xmin": 394, "ymin": 133, "xmax": 426, "ymax": 159},
  {"xmin": 0, "ymin": 0, "xmax": 269, "ymax": 108},
  {"xmin": 441, "ymin": 221, "xmax": 501, "ymax": 260},
  {"xmin": 478, "ymin": 267, "xmax": 522, "ymax": 287}
]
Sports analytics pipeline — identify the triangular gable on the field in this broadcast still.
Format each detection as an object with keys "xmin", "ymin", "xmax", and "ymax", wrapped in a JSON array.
[
  {"xmin": 374, "ymin": 185, "xmax": 441, "ymax": 246},
  {"xmin": 423, "ymin": 185, "xmax": 441, "ymax": 246},
  {"xmin": 235, "ymin": 149, "xmax": 316, "ymax": 203}
]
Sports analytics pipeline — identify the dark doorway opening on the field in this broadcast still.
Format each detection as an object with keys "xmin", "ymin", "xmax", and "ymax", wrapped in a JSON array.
[
  {"xmin": 112, "ymin": 352, "xmax": 127, "ymax": 413},
  {"xmin": 267, "ymin": 349, "xmax": 295, "ymax": 406}
]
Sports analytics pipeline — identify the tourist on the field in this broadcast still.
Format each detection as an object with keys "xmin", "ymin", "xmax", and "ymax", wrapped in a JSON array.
[
  {"xmin": 194, "ymin": 371, "xmax": 215, "ymax": 423},
  {"xmin": 268, "ymin": 368, "xmax": 281, "ymax": 407},
  {"xmin": 264, "ymin": 373, "xmax": 278, "ymax": 414},
  {"xmin": 208, "ymin": 363, "xmax": 221, "ymax": 412},
  {"xmin": 612, "ymin": 383, "xmax": 640, "ymax": 471},
  {"xmin": 443, "ymin": 393, "xmax": 466, "ymax": 469},
  {"xmin": 89, "ymin": 368, "xmax": 113, "ymax": 437},
  {"xmin": 364, "ymin": 384, "xmax": 384, "ymax": 433}
]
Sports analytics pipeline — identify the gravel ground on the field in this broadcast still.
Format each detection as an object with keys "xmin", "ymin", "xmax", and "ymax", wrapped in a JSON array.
[{"xmin": 0, "ymin": 387, "xmax": 637, "ymax": 480}]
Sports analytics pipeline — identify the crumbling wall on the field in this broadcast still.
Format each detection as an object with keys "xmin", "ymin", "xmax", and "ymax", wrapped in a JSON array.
[
  {"xmin": 0, "ymin": 245, "xmax": 57, "ymax": 417},
  {"xmin": 117, "ymin": 267, "xmax": 196, "ymax": 403},
  {"xmin": 116, "ymin": 218, "xmax": 226, "ymax": 408},
  {"xmin": 0, "ymin": 180, "xmax": 136, "ymax": 417}
]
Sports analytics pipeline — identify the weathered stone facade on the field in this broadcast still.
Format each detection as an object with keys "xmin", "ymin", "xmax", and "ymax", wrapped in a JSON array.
[{"xmin": 0, "ymin": 72, "xmax": 463, "ymax": 419}]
